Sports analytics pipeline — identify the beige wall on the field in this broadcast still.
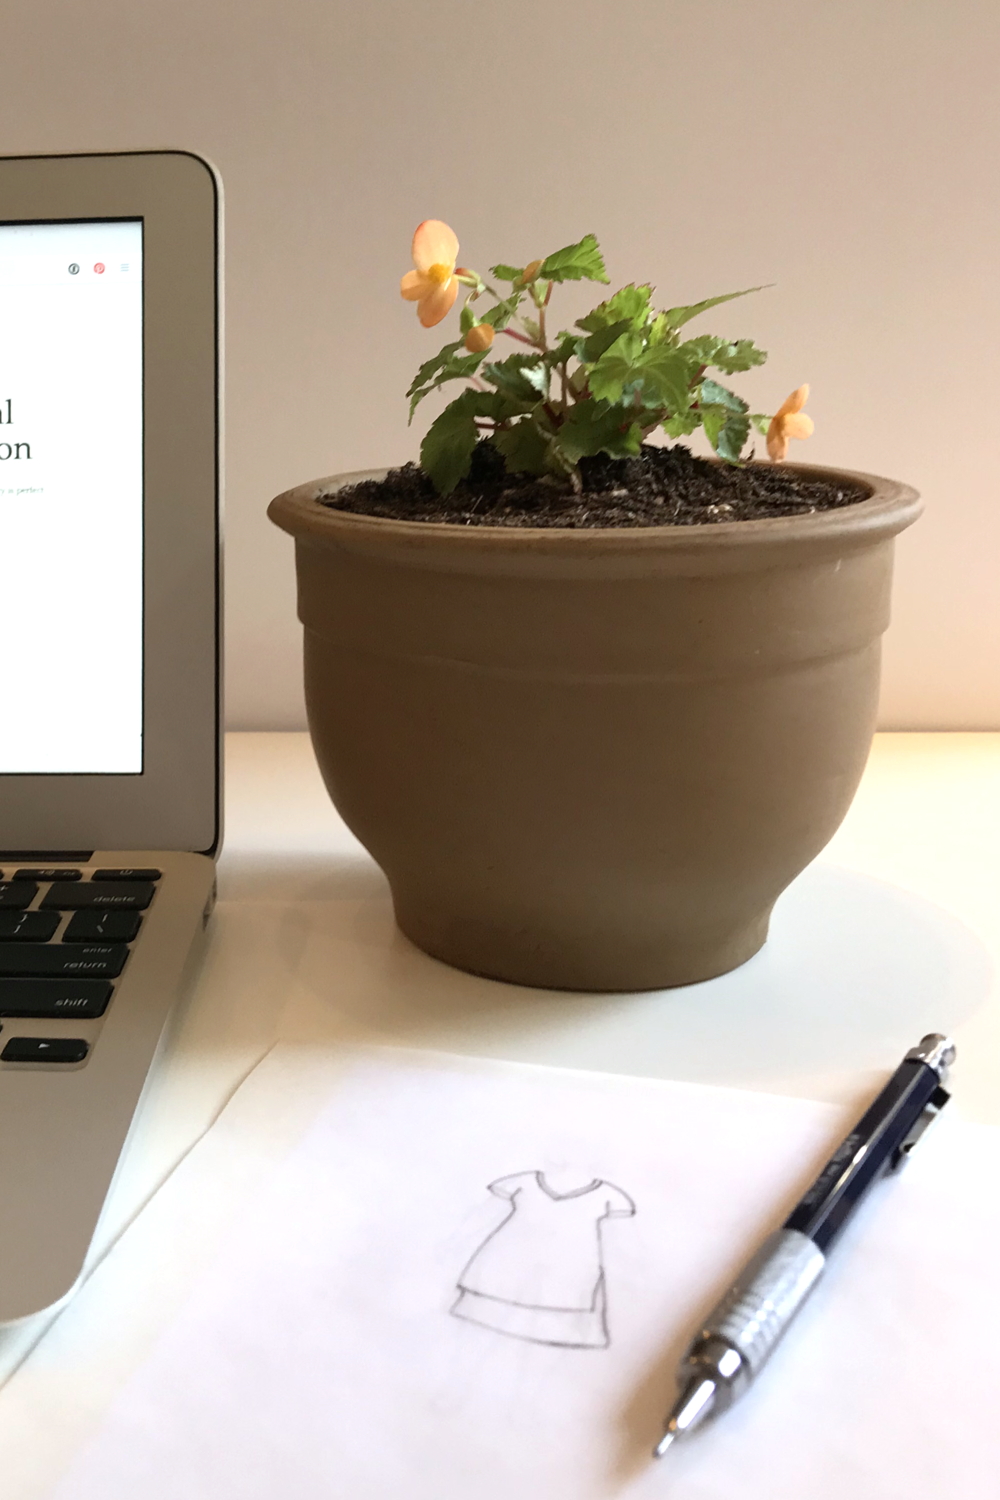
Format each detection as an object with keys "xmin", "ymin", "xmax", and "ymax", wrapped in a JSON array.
[{"xmin": 4, "ymin": 0, "xmax": 997, "ymax": 728}]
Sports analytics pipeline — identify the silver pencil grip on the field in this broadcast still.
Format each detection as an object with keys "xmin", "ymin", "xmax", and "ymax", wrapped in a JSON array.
[{"xmin": 680, "ymin": 1229, "xmax": 826, "ymax": 1410}]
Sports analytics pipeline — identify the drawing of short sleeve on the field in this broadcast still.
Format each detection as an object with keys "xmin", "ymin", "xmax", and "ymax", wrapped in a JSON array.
[
  {"xmin": 487, "ymin": 1173, "xmax": 531, "ymax": 1199},
  {"xmin": 605, "ymin": 1185, "xmax": 637, "ymax": 1218}
]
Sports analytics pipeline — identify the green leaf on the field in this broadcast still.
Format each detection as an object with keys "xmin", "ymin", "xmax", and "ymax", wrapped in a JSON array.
[
  {"xmin": 602, "ymin": 420, "xmax": 644, "ymax": 460},
  {"xmin": 406, "ymin": 340, "xmax": 464, "ymax": 400},
  {"xmin": 580, "ymin": 318, "xmax": 634, "ymax": 364},
  {"xmin": 587, "ymin": 332, "xmax": 643, "ymax": 403},
  {"xmin": 640, "ymin": 347, "xmax": 694, "ymax": 415},
  {"xmin": 558, "ymin": 400, "xmax": 642, "ymax": 462},
  {"xmin": 588, "ymin": 337, "xmax": 694, "ymax": 413},
  {"xmin": 662, "ymin": 285, "xmax": 769, "ymax": 331},
  {"xmin": 715, "ymin": 413, "xmax": 751, "ymax": 464},
  {"xmin": 701, "ymin": 406, "xmax": 727, "ymax": 451},
  {"xmin": 483, "ymin": 353, "xmax": 549, "ymax": 402},
  {"xmin": 750, "ymin": 412, "xmax": 771, "ymax": 435},
  {"xmin": 490, "ymin": 263, "xmax": 523, "ymax": 282},
  {"xmin": 647, "ymin": 310, "xmax": 672, "ymax": 345},
  {"xmin": 682, "ymin": 335, "xmax": 766, "ymax": 376},
  {"xmin": 407, "ymin": 346, "xmax": 488, "ymax": 422},
  {"xmin": 481, "ymin": 298, "xmax": 520, "ymax": 331},
  {"xmin": 699, "ymin": 378, "xmax": 748, "ymax": 414},
  {"xmin": 680, "ymin": 334, "xmax": 727, "ymax": 367},
  {"xmin": 459, "ymin": 303, "xmax": 476, "ymax": 335},
  {"xmin": 700, "ymin": 404, "xmax": 750, "ymax": 463},
  {"xmin": 544, "ymin": 332, "xmax": 583, "ymax": 368},
  {"xmin": 710, "ymin": 338, "xmax": 767, "ymax": 374},
  {"xmin": 662, "ymin": 410, "xmax": 701, "ymax": 438},
  {"xmin": 492, "ymin": 418, "xmax": 551, "ymax": 476},
  {"xmin": 420, "ymin": 390, "xmax": 511, "ymax": 494},
  {"xmin": 576, "ymin": 283, "xmax": 652, "ymax": 334},
  {"xmin": 540, "ymin": 233, "xmax": 609, "ymax": 284}
]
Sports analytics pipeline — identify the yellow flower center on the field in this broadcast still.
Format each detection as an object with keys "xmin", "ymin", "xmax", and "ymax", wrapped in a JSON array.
[{"xmin": 426, "ymin": 262, "xmax": 453, "ymax": 286}]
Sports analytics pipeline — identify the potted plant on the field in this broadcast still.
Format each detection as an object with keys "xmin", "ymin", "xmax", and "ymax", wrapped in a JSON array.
[{"xmin": 269, "ymin": 222, "xmax": 919, "ymax": 991}]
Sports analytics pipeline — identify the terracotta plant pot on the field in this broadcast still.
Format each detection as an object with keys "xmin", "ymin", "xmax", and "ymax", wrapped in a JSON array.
[{"xmin": 268, "ymin": 465, "xmax": 920, "ymax": 991}]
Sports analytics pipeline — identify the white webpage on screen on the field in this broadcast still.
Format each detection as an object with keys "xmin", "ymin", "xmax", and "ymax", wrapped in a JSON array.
[{"xmin": 0, "ymin": 219, "xmax": 143, "ymax": 774}]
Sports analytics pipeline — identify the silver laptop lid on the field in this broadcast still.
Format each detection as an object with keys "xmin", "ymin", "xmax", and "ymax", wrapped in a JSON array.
[{"xmin": 0, "ymin": 151, "xmax": 221, "ymax": 855}]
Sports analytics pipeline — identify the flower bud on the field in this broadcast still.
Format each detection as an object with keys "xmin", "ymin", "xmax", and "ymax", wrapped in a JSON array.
[
  {"xmin": 464, "ymin": 323, "xmax": 495, "ymax": 353},
  {"xmin": 521, "ymin": 259, "xmax": 543, "ymax": 283}
]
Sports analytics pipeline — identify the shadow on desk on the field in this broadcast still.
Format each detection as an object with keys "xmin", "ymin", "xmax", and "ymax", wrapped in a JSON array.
[{"xmin": 213, "ymin": 850, "xmax": 993, "ymax": 1097}]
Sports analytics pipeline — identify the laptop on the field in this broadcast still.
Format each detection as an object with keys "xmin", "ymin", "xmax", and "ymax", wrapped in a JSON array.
[{"xmin": 0, "ymin": 151, "xmax": 221, "ymax": 1325}]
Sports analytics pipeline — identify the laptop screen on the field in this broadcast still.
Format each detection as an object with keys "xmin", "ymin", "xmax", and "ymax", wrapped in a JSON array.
[{"xmin": 0, "ymin": 218, "xmax": 143, "ymax": 775}]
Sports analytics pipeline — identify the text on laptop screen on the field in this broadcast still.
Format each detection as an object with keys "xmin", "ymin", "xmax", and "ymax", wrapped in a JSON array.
[{"xmin": 0, "ymin": 219, "xmax": 143, "ymax": 774}]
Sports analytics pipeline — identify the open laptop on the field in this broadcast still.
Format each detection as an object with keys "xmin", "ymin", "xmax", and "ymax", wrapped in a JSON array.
[{"xmin": 0, "ymin": 151, "xmax": 221, "ymax": 1325}]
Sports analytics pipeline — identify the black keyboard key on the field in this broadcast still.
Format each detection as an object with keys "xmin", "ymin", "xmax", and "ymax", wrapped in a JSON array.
[
  {"xmin": 1, "ymin": 1036, "xmax": 89, "ymax": 1064},
  {"xmin": 0, "ymin": 911, "xmax": 60, "ymax": 942},
  {"xmin": 14, "ymin": 868, "xmax": 82, "ymax": 881},
  {"xmin": 92, "ymin": 868, "xmax": 161, "ymax": 882},
  {"xmin": 42, "ymin": 881, "xmax": 154, "ymax": 911},
  {"xmin": 0, "ymin": 979, "xmax": 112, "ymax": 1018},
  {"xmin": 0, "ymin": 882, "xmax": 37, "ymax": 908},
  {"xmin": 63, "ymin": 909, "xmax": 143, "ymax": 943},
  {"xmin": 0, "ymin": 944, "xmax": 127, "ymax": 978}
]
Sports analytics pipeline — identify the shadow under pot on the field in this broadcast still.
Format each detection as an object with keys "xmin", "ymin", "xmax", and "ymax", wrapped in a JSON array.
[{"xmin": 268, "ymin": 464, "xmax": 921, "ymax": 992}]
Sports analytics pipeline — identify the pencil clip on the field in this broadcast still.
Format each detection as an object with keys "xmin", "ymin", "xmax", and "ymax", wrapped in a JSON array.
[{"xmin": 888, "ymin": 1084, "xmax": 951, "ymax": 1173}]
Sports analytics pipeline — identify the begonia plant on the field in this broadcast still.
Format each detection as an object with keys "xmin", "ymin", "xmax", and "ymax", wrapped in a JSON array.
[{"xmin": 401, "ymin": 220, "xmax": 813, "ymax": 495}]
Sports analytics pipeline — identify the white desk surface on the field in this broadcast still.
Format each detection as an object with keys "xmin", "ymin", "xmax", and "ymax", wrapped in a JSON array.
[{"xmin": 1, "ymin": 730, "xmax": 998, "ymax": 1485}]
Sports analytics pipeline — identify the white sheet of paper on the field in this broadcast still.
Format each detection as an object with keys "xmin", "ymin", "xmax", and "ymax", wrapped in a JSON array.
[{"xmin": 48, "ymin": 1045, "xmax": 1000, "ymax": 1500}]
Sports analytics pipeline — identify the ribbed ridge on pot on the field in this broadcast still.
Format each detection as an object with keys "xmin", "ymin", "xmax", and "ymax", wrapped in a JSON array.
[{"xmin": 269, "ymin": 466, "xmax": 920, "ymax": 679}]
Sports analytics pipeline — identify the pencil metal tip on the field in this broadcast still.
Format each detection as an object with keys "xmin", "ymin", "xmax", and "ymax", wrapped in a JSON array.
[
  {"xmin": 653, "ymin": 1373, "xmax": 719, "ymax": 1460},
  {"xmin": 653, "ymin": 1429, "xmax": 676, "ymax": 1459}
]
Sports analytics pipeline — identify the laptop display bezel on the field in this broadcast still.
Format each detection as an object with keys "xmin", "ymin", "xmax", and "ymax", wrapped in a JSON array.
[{"xmin": 0, "ymin": 151, "xmax": 221, "ymax": 856}]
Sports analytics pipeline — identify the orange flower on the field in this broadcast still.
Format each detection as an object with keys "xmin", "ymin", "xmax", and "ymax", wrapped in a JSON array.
[
  {"xmin": 766, "ymin": 384, "xmax": 814, "ymax": 461},
  {"xmin": 400, "ymin": 220, "xmax": 461, "ymax": 328},
  {"xmin": 464, "ymin": 323, "xmax": 495, "ymax": 354}
]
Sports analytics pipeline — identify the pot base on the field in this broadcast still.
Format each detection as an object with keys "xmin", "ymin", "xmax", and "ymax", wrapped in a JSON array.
[{"xmin": 393, "ymin": 895, "xmax": 772, "ymax": 993}]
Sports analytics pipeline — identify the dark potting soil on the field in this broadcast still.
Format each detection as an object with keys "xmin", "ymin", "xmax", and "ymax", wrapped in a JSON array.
[{"xmin": 321, "ymin": 442, "xmax": 872, "ymax": 529}]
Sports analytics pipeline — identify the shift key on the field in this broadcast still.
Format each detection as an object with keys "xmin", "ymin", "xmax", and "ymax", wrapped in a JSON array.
[
  {"xmin": 42, "ymin": 881, "xmax": 154, "ymax": 911},
  {"xmin": 0, "ymin": 979, "xmax": 112, "ymax": 1018}
]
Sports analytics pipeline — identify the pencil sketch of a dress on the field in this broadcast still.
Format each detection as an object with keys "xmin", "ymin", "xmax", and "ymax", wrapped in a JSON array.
[{"xmin": 451, "ymin": 1171, "xmax": 636, "ymax": 1348}]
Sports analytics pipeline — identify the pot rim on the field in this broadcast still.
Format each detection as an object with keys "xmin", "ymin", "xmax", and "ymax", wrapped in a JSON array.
[{"xmin": 268, "ymin": 461, "xmax": 921, "ymax": 559}]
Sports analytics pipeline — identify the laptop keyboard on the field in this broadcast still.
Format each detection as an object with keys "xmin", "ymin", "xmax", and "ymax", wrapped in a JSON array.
[{"xmin": 0, "ymin": 868, "xmax": 160, "ymax": 1064}]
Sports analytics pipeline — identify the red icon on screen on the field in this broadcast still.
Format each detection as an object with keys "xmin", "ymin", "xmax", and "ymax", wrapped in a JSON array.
[{"xmin": 93, "ymin": 262, "xmax": 105, "ymax": 274}]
